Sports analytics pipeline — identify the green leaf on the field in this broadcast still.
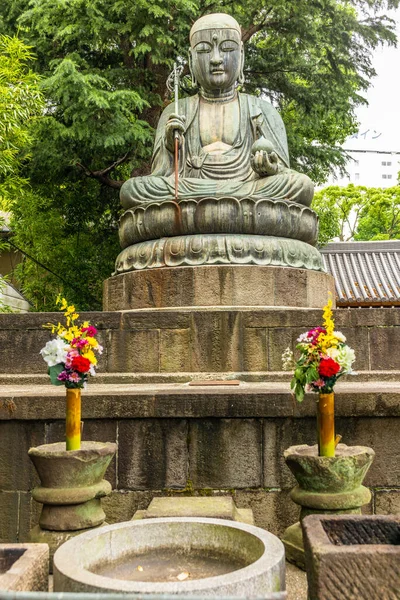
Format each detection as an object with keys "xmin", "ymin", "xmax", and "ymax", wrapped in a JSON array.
[{"xmin": 48, "ymin": 363, "xmax": 65, "ymax": 386}]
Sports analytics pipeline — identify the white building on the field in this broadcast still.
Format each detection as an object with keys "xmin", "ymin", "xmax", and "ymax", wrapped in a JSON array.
[{"xmin": 326, "ymin": 127, "xmax": 400, "ymax": 188}]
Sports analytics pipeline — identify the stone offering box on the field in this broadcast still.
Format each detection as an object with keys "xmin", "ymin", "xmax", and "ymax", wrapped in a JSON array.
[
  {"xmin": 0, "ymin": 543, "xmax": 48, "ymax": 591},
  {"xmin": 302, "ymin": 514, "xmax": 400, "ymax": 600}
]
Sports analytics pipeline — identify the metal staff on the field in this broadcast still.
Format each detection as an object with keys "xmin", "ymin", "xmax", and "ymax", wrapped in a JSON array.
[{"xmin": 166, "ymin": 62, "xmax": 183, "ymax": 201}]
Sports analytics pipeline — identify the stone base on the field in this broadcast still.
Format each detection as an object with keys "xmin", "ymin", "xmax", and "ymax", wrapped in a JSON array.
[
  {"xmin": 131, "ymin": 496, "xmax": 254, "ymax": 525},
  {"xmin": 29, "ymin": 523, "xmax": 108, "ymax": 573},
  {"xmin": 104, "ymin": 264, "xmax": 335, "ymax": 311}
]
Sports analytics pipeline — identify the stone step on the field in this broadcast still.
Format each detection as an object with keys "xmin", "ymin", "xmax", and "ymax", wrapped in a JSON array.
[
  {"xmin": 0, "ymin": 370, "xmax": 399, "ymax": 386},
  {"xmin": 0, "ymin": 380, "xmax": 399, "ymax": 420}
]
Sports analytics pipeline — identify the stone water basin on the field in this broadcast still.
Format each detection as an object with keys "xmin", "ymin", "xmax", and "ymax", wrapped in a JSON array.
[{"xmin": 53, "ymin": 517, "xmax": 285, "ymax": 596}]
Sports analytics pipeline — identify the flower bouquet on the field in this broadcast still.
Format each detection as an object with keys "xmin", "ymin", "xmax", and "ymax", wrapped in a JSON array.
[
  {"xmin": 40, "ymin": 298, "xmax": 102, "ymax": 450},
  {"xmin": 283, "ymin": 296, "xmax": 355, "ymax": 456}
]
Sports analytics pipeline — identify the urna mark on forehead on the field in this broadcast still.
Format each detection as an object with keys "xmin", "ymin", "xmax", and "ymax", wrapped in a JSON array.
[{"xmin": 190, "ymin": 13, "xmax": 241, "ymax": 42}]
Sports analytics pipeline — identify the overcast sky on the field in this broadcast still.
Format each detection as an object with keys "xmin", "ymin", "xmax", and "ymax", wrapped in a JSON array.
[{"xmin": 348, "ymin": 9, "xmax": 400, "ymax": 152}]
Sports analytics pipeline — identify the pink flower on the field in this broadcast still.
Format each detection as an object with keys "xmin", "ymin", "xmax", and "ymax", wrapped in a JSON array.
[
  {"xmin": 68, "ymin": 372, "xmax": 81, "ymax": 383},
  {"xmin": 82, "ymin": 326, "xmax": 97, "ymax": 337},
  {"xmin": 65, "ymin": 349, "xmax": 79, "ymax": 368},
  {"xmin": 72, "ymin": 338, "xmax": 88, "ymax": 349},
  {"xmin": 309, "ymin": 327, "xmax": 326, "ymax": 345},
  {"xmin": 313, "ymin": 378, "xmax": 326, "ymax": 388}
]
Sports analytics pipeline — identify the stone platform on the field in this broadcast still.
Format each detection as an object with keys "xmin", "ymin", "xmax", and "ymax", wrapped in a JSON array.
[
  {"xmin": 104, "ymin": 265, "xmax": 335, "ymax": 311},
  {"xmin": 0, "ymin": 306, "xmax": 399, "ymax": 552}
]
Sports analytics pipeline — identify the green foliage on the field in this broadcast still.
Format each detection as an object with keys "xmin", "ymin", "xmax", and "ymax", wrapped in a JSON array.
[
  {"xmin": 0, "ymin": 35, "xmax": 44, "ymax": 203},
  {"xmin": 0, "ymin": 0, "xmax": 398, "ymax": 309},
  {"xmin": 355, "ymin": 186, "xmax": 400, "ymax": 240},
  {"xmin": 314, "ymin": 184, "xmax": 400, "ymax": 245}
]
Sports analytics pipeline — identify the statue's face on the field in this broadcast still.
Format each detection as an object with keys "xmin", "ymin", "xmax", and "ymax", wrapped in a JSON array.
[{"xmin": 190, "ymin": 28, "xmax": 242, "ymax": 92}]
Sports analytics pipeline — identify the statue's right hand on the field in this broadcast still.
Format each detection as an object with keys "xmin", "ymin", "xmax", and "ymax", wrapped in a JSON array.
[{"xmin": 165, "ymin": 113, "xmax": 186, "ymax": 153}]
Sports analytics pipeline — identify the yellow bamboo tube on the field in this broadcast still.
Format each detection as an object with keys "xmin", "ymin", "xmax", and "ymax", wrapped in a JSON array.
[
  {"xmin": 66, "ymin": 388, "xmax": 81, "ymax": 450},
  {"xmin": 317, "ymin": 392, "xmax": 335, "ymax": 457}
]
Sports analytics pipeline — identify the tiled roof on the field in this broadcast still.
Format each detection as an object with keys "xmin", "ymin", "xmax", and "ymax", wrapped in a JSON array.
[{"xmin": 321, "ymin": 240, "xmax": 400, "ymax": 306}]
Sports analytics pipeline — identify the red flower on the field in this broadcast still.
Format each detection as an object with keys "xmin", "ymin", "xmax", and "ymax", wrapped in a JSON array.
[
  {"xmin": 71, "ymin": 355, "xmax": 91, "ymax": 373},
  {"xmin": 319, "ymin": 357, "xmax": 340, "ymax": 378}
]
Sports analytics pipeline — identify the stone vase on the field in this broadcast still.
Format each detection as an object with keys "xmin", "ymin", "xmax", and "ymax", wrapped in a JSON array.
[
  {"xmin": 281, "ymin": 443, "xmax": 375, "ymax": 569},
  {"xmin": 28, "ymin": 441, "xmax": 117, "ymax": 567}
]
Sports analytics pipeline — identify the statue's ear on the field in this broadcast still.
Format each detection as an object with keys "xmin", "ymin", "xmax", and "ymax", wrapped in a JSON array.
[
  {"xmin": 188, "ymin": 49, "xmax": 198, "ymax": 87},
  {"xmin": 238, "ymin": 41, "xmax": 245, "ymax": 85}
]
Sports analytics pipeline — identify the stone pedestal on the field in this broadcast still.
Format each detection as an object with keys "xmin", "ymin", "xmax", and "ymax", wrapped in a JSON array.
[
  {"xmin": 281, "ymin": 444, "xmax": 375, "ymax": 569},
  {"xmin": 104, "ymin": 265, "xmax": 335, "ymax": 311},
  {"xmin": 28, "ymin": 441, "xmax": 117, "ymax": 567}
]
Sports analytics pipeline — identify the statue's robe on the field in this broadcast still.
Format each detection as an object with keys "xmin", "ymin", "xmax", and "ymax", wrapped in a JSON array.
[{"xmin": 120, "ymin": 93, "xmax": 313, "ymax": 208}]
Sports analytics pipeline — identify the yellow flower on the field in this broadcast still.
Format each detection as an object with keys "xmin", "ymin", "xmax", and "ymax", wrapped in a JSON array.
[
  {"xmin": 318, "ymin": 295, "xmax": 338, "ymax": 352},
  {"xmin": 86, "ymin": 336, "xmax": 98, "ymax": 348},
  {"xmin": 82, "ymin": 348, "xmax": 97, "ymax": 365}
]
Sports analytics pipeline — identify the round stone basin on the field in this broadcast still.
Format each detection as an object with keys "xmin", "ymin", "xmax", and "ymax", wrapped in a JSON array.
[{"xmin": 53, "ymin": 517, "xmax": 285, "ymax": 595}]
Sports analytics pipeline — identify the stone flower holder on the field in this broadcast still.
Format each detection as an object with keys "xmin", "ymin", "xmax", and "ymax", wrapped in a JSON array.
[
  {"xmin": 281, "ymin": 443, "xmax": 375, "ymax": 569},
  {"xmin": 28, "ymin": 441, "xmax": 117, "ymax": 567},
  {"xmin": 302, "ymin": 514, "xmax": 400, "ymax": 600}
]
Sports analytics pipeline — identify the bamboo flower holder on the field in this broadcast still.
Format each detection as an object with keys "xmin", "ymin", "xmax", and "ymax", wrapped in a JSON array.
[
  {"xmin": 66, "ymin": 388, "xmax": 81, "ymax": 450},
  {"xmin": 317, "ymin": 392, "xmax": 335, "ymax": 457}
]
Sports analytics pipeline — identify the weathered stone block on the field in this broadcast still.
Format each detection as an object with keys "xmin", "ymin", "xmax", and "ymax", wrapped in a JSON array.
[
  {"xmin": 117, "ymin": 419, "xmax": 188, "ymax": 490},
  {"xmin": 335, "ymin": 417, "xmax": 400, "ymax": 487},
  {"xmin": 160, "ymin": 329, "xmax": 191, "ymax": 372},
  {"xmin": 338, "ymin": 327, "xmax": 369, "ymax": 371},
  {"xmin": 0, "ymin": 330, "xmax": 50, "ymax": 373},
  {"xmin": 0, "ymin": 422, "xmax": 45, "ymax": 490},
  {"xmin": 102, "ymin": 490, "xmax": 159, "ymax": 523},
  {"xmin": 107, "ymin": 330, "xmax": 160, "ymax": 372},
  {"xmin": 189, "ymin": 312, "xmax": 223, "ymax": 371},
  {"xmin": 189, "ymin": 419, "xmax": 262, "ymax": 488},
  {"xmin": 234, "ymin": 489, "xmax": 299, "ymax": 537},
  {"xmin": 274, "ymin": 268, "xmax": 308, "ymax": 307},
  {"xmin": 263, "ymin": 419, "xmax": 316, "ymax": 488},
  {"xmin": 243, "ymin": 328, "xmax": 268, "ymax": 371},
  {"xmin": 369, "ymin": 326, "xmax": 400, "ymax": 370},
  {"xmin": 0, "ymin": 491, "xmax": 19, "ymax": 542},
  {"xmin": 18, "ymin": 492, "xmax": 41, "ymax": 543},
  {"xmin": 375, "ymin": 489, "xmax": 400, "ymax": 515}
]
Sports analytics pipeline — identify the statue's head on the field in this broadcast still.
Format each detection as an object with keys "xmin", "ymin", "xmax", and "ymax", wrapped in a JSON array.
[{"xmin": 189, "ymin": 13, "xmax": 244, "ymax": 93}]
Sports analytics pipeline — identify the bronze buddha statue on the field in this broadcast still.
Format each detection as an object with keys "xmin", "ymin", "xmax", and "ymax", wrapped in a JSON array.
[{"xmin": 114, "ymin": 13, "xmax": 323, "ymax": 274}]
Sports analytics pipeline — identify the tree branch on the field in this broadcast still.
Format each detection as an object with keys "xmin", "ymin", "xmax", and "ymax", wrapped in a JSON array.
[
  {"xmin": 76, "ymin": 152, "xmax": 131, "ymax": 189},
  {"xmin": 241, "ymin": 9, "xmax": 273, "ymax": 43}
]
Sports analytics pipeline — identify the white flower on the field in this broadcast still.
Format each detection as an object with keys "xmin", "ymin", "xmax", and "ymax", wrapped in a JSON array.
[
  {"xmin": 326, "ymin": 347, "xmax": 340, "ymax": 360},
  {"xmin": 40, "ymin": 338, "xmax": 70, "ymax": 367},
  {"xmin": 89, "ymin": 364, "xmax": 96, "ymax": 376},
  {"xmin": 297, "ymin": 332, "xmax": 311, "ymax": 343},
  {"xmin": 282, "ymin": 347, "xmax": 295, "ymax": 371},
  {"xmin": 334, "ymin": 331, "xmax": 346, "ymax": 343},
  {"xmin": 336, "ymin": 344, "xmax": 356, "ymax": 373}
]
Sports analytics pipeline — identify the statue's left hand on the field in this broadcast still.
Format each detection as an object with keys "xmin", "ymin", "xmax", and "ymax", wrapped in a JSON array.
[{"xmin": 250, "ymin": 150, "xmax": 279, "ymax": 177}]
